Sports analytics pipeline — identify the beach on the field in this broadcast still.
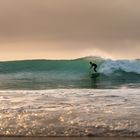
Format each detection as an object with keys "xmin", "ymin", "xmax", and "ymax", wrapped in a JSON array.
[{"xmin": 1, "ymin": 137, "xmax": 140, "ymax": 140}]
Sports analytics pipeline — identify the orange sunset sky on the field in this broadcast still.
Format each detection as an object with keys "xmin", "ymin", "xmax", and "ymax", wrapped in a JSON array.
[{"xmin": 0, "ymin": 0, "xmax": 140, "ymax": 60}]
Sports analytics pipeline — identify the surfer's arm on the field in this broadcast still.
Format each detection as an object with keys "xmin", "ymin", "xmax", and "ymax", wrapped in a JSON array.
[{"xmin": 90, "ymin": 65, "xmax": 93, "ymax": 69}]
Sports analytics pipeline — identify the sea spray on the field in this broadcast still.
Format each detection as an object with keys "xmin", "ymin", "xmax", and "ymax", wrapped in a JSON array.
[{"xmin": 99, "ymin": 59, "xmax": 140, "ymax": 75}]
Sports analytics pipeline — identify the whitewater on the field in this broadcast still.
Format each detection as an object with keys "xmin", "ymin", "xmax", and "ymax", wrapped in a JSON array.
[
  {"xmin": 0, "ymin": 89, "xmax": 140, "ymax": 136},
  {"xmin": 0, "ymin": 56, "xmax": 140, "ymax": 136}
]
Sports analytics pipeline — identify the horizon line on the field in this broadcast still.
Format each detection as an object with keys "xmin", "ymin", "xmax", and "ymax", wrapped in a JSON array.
[{"xmin": 0, "ymin": 56, "xmax": 139, "ymax": 62}]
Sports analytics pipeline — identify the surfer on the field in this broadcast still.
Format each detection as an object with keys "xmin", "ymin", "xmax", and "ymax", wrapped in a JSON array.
[{"xmin": 90, "ymin": 62, "xmax": 97, "ymax": 72}]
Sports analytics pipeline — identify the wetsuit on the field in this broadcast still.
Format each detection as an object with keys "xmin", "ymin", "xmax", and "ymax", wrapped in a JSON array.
[{"xmin": 90, "ymin": 62, "xmax": 97, "ymax": 72}]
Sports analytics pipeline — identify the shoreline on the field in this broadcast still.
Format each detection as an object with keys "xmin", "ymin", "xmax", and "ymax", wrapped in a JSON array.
[{"xmin": 1, "ymin": 137, "xmax": 140, "ymax": 140}]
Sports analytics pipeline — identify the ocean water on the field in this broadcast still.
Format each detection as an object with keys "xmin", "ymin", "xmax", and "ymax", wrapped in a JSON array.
[
  {"xmin": 0, "ymin": 56, "xmax": 140, "ymax": 89},
  {"xmin": 0, "ymin": 56, "xmax": 140, "ymax": 136}
]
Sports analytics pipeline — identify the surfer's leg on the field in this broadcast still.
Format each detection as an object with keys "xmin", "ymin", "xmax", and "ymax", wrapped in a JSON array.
[
  {"xmin": 94, "ymin": 68, "xmax": 97, "ymax": 72},
  {"xmin": 94, "ymin": 66, "xmax": 97, "ymax": 72}
]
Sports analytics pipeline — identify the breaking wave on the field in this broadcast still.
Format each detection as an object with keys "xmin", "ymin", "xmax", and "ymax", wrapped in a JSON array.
[{"xmin": 0, "ymin": 56, "xmax": 139, "ymax": 89}]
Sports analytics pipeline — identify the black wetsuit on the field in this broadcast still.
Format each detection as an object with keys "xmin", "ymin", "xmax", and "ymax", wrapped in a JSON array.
[{"xmin": 90, "ymin": 62, "xmax": 97, "ymax": 72}]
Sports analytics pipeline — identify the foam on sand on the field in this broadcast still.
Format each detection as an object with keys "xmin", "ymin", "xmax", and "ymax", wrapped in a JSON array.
[{"xmin": 0, "ymin": 89, "xmax": 140, "ymax": 136}]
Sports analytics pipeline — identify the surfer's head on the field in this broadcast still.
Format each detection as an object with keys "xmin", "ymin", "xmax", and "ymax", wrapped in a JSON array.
[{"xmin": 90, "ymin": 62, "xmax": 93, "ymax": 65}]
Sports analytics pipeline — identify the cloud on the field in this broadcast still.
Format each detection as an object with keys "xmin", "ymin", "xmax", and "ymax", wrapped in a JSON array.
[
  {"xmin": 0, "ymin": 0, "xmax": 140, "ymax": 41},
  {"xmin": 0, "ymin": 0, "xmax": 140, "ymax": 59}
]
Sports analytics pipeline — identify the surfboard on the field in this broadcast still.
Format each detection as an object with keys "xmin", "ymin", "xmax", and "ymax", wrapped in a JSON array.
[{"xmin": 91, "ymin": 73, "xmax": 100, "ymax": 78}]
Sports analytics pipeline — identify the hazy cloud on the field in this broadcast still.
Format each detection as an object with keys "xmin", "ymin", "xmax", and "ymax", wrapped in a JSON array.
[{"xmin": 0, "ymin": 0, "xmax": 140, "ymax": 59}]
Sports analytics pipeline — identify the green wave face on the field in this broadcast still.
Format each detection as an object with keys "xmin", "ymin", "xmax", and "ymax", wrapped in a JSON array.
[
  {"xmin": 0, "ymin": 56, "xmax": 103, "ymax": 74},
  {"xmin": 0, "ymin": 56, "xmax": 140, "ymax": 89}
]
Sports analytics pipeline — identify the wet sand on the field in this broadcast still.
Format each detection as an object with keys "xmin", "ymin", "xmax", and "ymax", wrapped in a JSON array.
[{"xmin": 0, "ymin": 137, "xmax": 140, "ymax": 140}]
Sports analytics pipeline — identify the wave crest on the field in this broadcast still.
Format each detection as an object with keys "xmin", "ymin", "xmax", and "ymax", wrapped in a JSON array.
[{"xmin": 99, "ymin": 59, "xmax": 140, "ymax": 75}]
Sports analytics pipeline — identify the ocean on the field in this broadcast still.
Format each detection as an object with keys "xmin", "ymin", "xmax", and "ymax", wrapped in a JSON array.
[
  {"xmin": 0, "ymin": 56, "xmax": 140, "ymax": 89},
  {"xmin": 0, "ymin": 56, "xmax": 140, "ymax": 136}
]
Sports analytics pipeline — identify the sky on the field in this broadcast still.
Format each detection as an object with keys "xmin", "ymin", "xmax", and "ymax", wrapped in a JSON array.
[{"xmin": 0, "ymin": 0, "xmax": 140, "ymax": 60}]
